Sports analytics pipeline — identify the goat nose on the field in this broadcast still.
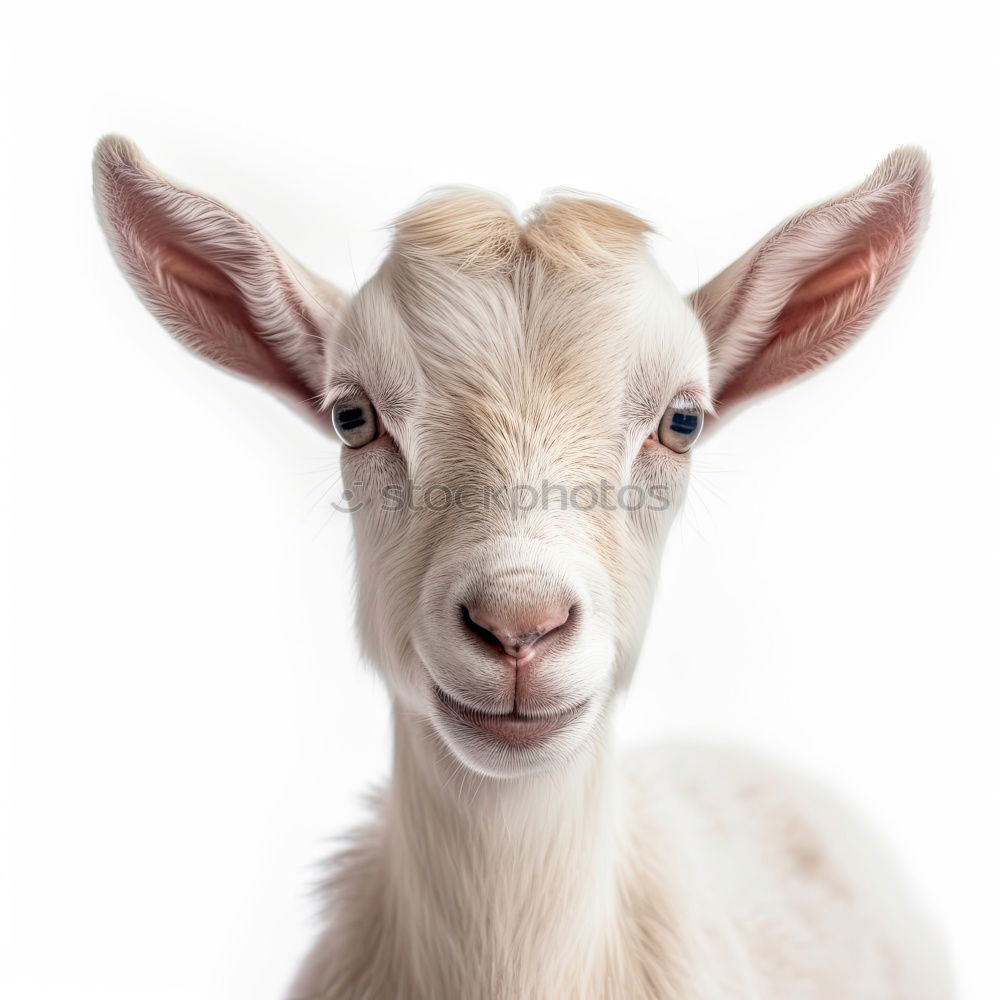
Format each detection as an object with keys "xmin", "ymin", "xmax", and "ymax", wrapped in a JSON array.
[{"xmin": 463, "ymin": 603, "xmax": 572, "ymax": 662}]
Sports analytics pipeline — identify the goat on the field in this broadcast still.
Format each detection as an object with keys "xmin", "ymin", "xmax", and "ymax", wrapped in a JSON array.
[{"xmin": 93, "ymin": 136, "xmax": 950, "ymax": 999}]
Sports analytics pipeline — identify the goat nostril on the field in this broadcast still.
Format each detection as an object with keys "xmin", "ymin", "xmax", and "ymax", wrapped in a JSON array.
[
  {"xmin": 461, "ymin": 606, "xmax": 505, "ymax": 652},
  {"xmin": 461, "ymin": 603, "xmax": 573, "ymax": 661}
]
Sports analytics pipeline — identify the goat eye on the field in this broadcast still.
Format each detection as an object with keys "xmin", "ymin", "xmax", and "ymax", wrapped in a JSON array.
[
  {"xmin": 332, "ymin": 396, "xmax": 379, "ymax": 448},
  {"xmin": 657, "ymin": 400, "xmax": 703, "ymax": 453}
]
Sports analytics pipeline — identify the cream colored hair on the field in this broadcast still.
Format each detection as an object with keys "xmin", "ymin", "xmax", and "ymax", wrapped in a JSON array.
[{"xmin": 94, "ymin": 138, "xmax": 947, "ymax": 999}]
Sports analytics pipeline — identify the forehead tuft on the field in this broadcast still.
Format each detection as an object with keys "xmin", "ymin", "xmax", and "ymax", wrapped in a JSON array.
[
  {"xmin": 391, "ymin": 190, "xmax": 522, "ymax": 273},
  {"xmin": 390, "ymin": 189, "xmax": 652, "ymax": 275},
  {"xmin": 525, "ymin": 195, "xmax": 652, "ymax": 271}
]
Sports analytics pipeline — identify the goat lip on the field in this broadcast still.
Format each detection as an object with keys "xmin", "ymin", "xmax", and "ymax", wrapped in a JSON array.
[{"xmin": 433, "ymin": 686, "xmax": 589, "ymax": 745}]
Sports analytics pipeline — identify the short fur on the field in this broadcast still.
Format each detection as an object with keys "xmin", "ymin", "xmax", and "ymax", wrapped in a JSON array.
[{"xmin": 93, "ymin": 137, "xmax": 949, "ymax": 999}]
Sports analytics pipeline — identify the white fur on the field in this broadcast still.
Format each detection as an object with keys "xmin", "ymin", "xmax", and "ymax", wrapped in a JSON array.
[{"xmin": 93, "ymin": 138, "xmax": 949, "ymax": 999}]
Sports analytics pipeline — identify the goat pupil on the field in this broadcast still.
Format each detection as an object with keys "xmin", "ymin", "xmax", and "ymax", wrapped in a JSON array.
[
  {"xmin": 670, "ymin": 412, "xmax": 699, "ymax": 435},
  {"xmin": 338, "ymin": 407, "xmax": 366, "ymax": 431}
]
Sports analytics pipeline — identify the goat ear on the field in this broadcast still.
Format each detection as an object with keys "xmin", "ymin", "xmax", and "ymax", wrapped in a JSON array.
[
  {"xmin": 93, "ymin": 135, "xmax": 344, "ymax": 434},
  {"xmin": 689, "ymin": 148, "xmax": 931, "ymax": 421}
]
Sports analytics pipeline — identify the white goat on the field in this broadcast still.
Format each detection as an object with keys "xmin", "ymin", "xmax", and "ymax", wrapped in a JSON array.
[{"xmin": 94, "ymin": 137, "xmax": 949, "ymax": 1000}]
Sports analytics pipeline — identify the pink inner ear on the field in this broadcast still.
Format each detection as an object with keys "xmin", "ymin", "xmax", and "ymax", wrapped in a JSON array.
[
  {"xmin": 692, "ymin": 147, "xmax": 929, "ymax": 417},
  {"xmin": 154, "ymin": 242, "xmax": 260, "ymax": 341},
  {"xmin": 787, "ymin": 251, "xmax": 872, "ymax": 308},
  {"xmin": 158, "ymin": 244, "xmax": 240, "ymax": 299},
  {"xmin": 94, "ymin": 136, "xmax": 344, "ymax": 435},
  {"xmin": 722, "ymin": 226, "xmax": 905, "ymax": 405},
  {"xmin": 773, "ymin": 226, "xmax": 898, "ymax": 344},
  {"xmin": 109, "ymin": 179, "xmax": 320, "ymax": 401}
]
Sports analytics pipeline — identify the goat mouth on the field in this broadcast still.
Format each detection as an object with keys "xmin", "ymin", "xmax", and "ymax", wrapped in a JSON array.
[{"xmin": 433, "ymin": 685, "xmax": 589, "ymax": 747}]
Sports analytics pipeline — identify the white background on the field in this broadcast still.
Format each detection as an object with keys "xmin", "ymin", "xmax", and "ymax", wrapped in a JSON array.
[{"xmin": 3, "ymin": 2, "xmax": 997, "ymax": 998}]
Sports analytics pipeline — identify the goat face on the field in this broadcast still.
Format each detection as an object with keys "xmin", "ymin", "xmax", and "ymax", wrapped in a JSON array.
[
  {"xmin": 335, "ymin": 195, "xmax": 709, "ymax": 776},
  {"xmin": 94, "ymin": 138, "xmax": 930, "ymax": 779}
]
